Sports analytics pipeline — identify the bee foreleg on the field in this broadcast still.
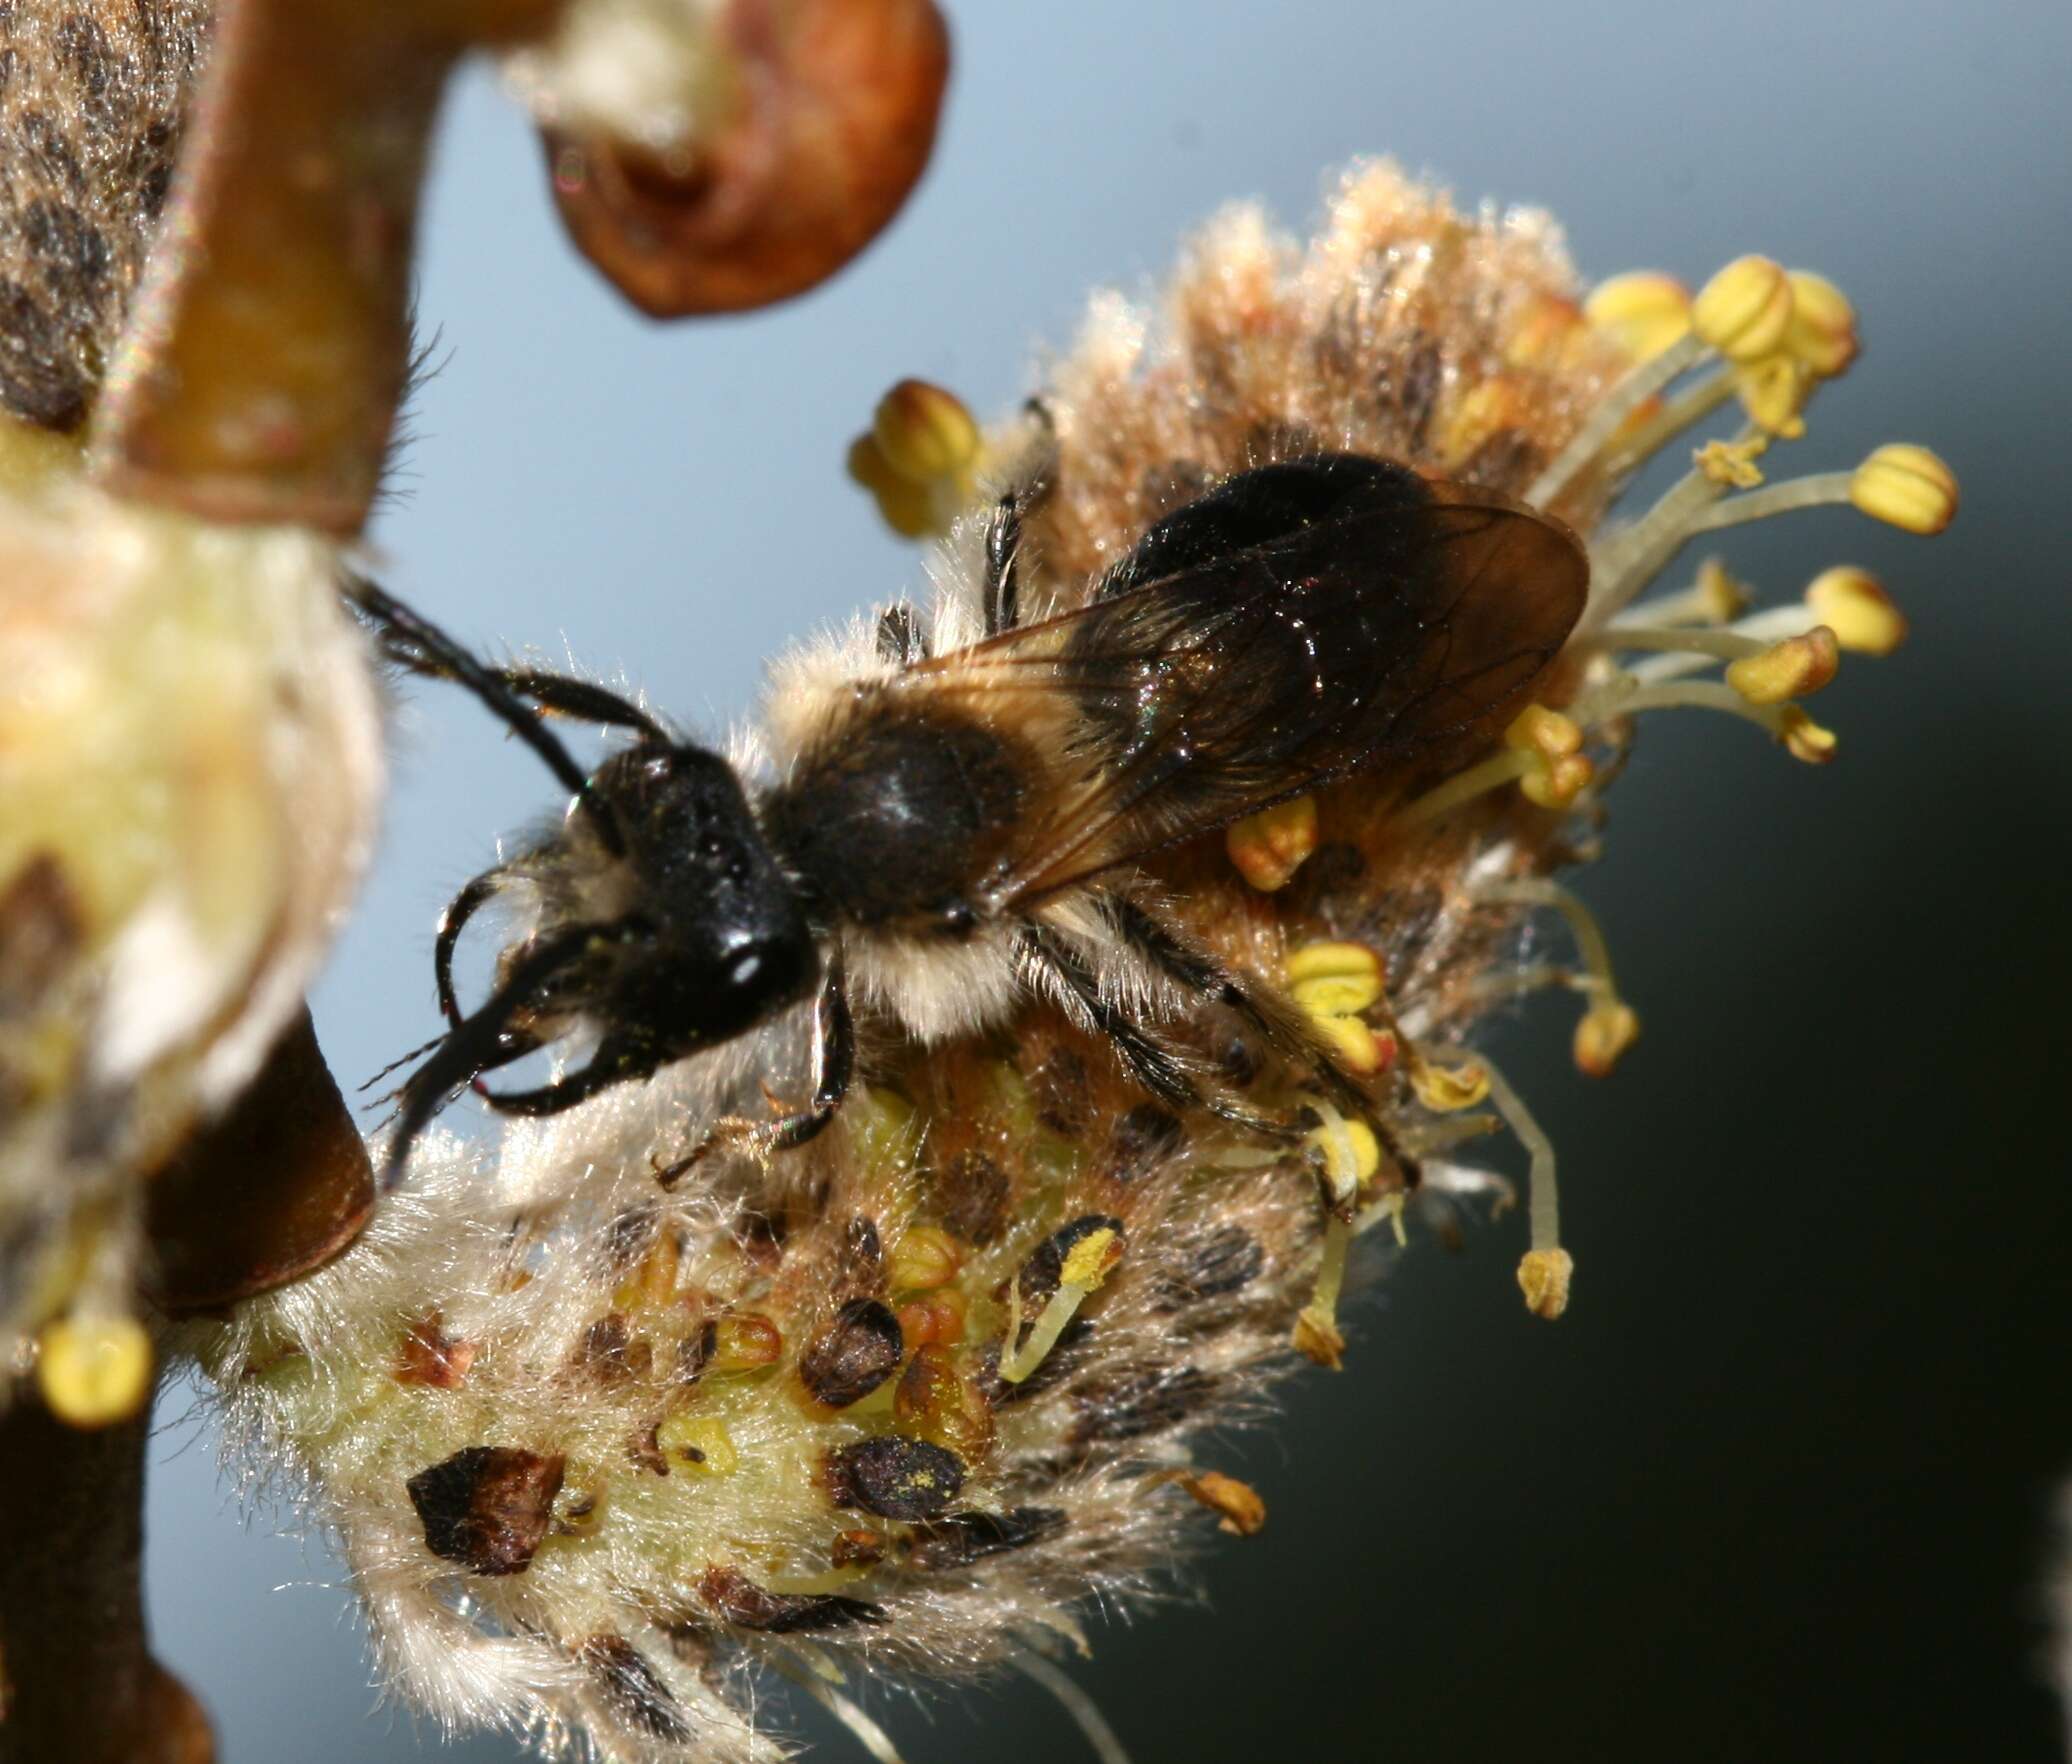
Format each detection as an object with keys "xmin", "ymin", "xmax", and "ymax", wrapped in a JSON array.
[
  {"xmin": 487, "ymin": 668, "xmax": 671, "ymax": 744},
  {"xmin": 655, "ymin": 964, "xmax": 855, "ymax": 1187},
  {"xmin": 378, "ymin": 921, "xmax": 607, "ymax": 1190}
]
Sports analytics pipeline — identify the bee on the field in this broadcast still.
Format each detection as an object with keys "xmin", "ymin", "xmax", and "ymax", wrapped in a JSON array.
[{"xmin": 355, "ymin": 451, "xmax": 1586, "ymax": 1187}]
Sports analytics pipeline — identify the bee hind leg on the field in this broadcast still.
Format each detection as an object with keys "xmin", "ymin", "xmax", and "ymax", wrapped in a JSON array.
[{"xmin": 1019, "ymin": 924, "xmax": 1298, "ymax": 1141}]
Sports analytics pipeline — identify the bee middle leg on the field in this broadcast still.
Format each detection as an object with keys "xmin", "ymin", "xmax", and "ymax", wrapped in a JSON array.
[
  {"xmin": 655, "ymin": 964, "xmax": 855, "ymax": 1187},
  {"xmin": 1018, "ymin": 925, "xmax": 1297, "ymax": 1140},
  {"xmin": 982, "ymin": 489, "xmax": 1026, "ymax": 636}
]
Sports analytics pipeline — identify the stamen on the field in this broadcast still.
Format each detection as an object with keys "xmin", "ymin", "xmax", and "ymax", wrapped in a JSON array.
[
  {"xmin": 999, "ymin": 1226, "xmax": 1122, "ymax": 1384},
  {"xmin": 772, "ymin": 1655, "xmax": 909, "ymax": 1764},
  {"xmin": 1477, "ymin": 876, "xmax": 1640, "ymax": 1078},
  {"xmin": 1471, "ymin": 1055, "xmax": 1571, "ymax": 1320},
  {"xmin": 1525, "ymin": 330, "xmax": 1707, "ymax": 509}
]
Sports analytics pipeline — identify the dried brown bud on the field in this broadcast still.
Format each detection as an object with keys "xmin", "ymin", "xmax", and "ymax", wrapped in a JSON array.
[
  {"xmin": 406, "ymin": 1446, "xmax": 565, "ymax": 1576},
  {"xmin": 798, "ymin": 1298, "xmax": 903, "ymax": 1408},
  {"xmin": 541, "ymin": 0, "xmax": 950, "ymax": 316},
  {"xmin": 825, "ymin": 1435, "xmax": 965, "ymax": 1520}
]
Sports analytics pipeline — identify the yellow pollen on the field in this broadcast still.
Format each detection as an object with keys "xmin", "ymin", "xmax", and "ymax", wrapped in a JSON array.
[
  {"xmin": 1692, "ymin": 255, "xmax": 1795, "ymax": 362},
  {"xmin": 1696, "ymin": 436, "xmax": 1769, "ymax": 489},
  {"xmin": 1850, "ymin": 444, "xmax": 1959, "ymax": 534},
  {"xmin": 1697, "ymin": 558, "xmax": 1753, "ymax": 623},
  {"xmin": 1059, "ymin": 1226, "xmax": 1122, "ymax": 1290},
  {"xmin": 1287, "ymin": 942, "xmax": 1393, "ymax": 1075},
  {"xmin": 1804, "ymin": 566, "xmax": 1908, "ymax": 655},
  {"xmin": 1733, "ymin": 355, "xmax": 1812, "ymax": 438},
  {"xmin": 1226, "ymin": 794, "xmax": 1319, "ymax": 891},
  {"xmin": 1517, "ymin": 1248, "xmax": 1575, "ymax": 1321}
]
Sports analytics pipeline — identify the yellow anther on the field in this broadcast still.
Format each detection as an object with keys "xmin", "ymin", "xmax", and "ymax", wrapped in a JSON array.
[
  {"xmin": 870, "ymin": 378, "xmax": 980, "ymax": 484},
  {"xmin": 1286, "ymin": 941, "xmax": 1384, "ymax": 1015},
  {"xmin": 1778, "ymin": 706, "xmax": 1839, "ymax": 765},
  {"xmin": 1849, "ymin": 444, "xmax": 1959, "ymax": 534},
  {"xmin": 1583, "ymin": 270, "xmax": 1693, "ymax": 361},
  {"xmin": 1804, "ymin": 566, "xmax": 1907, "ymax": 656},
  {"xmin": 845, "ymin": 434, "xmax": 941, "ymax": 539},
  {"xmin": 1784, "ymin": 270, "xmax": 1859, "ymax": 377},
  {"xmin": 1436, "ymin": 377, "xmax": 1531, "ymax": 471},
  {"xmin": 1226, "ymin": 794, "xmax": 1318, "ymax": 891},
  {"xmin": 1409, "ymin": 1055, "xmax": 1490, "ymax": 1112},
  {"xmin": 1310, "ymin": 1013, "xmax": 1394, "ymax": 1075},
  {"xmin": 1696, "ymin": 558, "xmax": 1752, "ymax": 623},
  {"xmin": 1059, "ymin": 1225, "xmax": 1123, "ymax": 1291},
  {"xmin": 1288, "ymin": 942, "xmax": 1393, "ymax": 1075},
  {"xmin": 886, "ymin": 1225, "xmax": 964, "ymax": 1292},
  {"xmin": 1503, "ymin": 292, "xmax": 1592, "ymax": 372},
  {"xmin": 1692, "ymin": 255, "xmax": 1795, "ymax": 362},
  {"xmin": 1180, "ymin": 1470, "xmax": 1267, "ymax": 1537},
  {"xmin": 655, "ymin": 1411, "xmax": 740, "ymax": 1475},
  {"xmin": 1292, "ymin": 1307, "xmax": 1346, "ymax": 1370},
  {"xmin": 1725, "ymin": 626, "xmax": 1840, "ymax": 706},
  {"xmin": 1733, "ymin": 355, "xmax": 1811, "ymax": 438},
  {"xmin": 1572, "ymin": 1000, "xmax": 1641, "ymax": 1078},
  {"xmin": 1516, "ymin": 1248, "xmax": 1574, "ymax": 1320},
  {"xmin": 1504, "ymin": 703, "xmax": 1594, "ymax": 809},
  {"xmin": 36, "ymin": 1315, "xmax": 152, "ymax": 1428},
  {"xmin": 1695, "ymin": 436, "xmax": 1767, "ymax": 489},
  {"xmin": 1505, "ymin": 703, "xmax": 1583, "ymax": 761},
  {"xmin": 1305, "ymin": 1111, "xmax": 1381, "ymax": 1192}
]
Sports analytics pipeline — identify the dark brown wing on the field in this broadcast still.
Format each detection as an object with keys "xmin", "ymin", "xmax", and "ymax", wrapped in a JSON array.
[{"xmin": 902, "ymin": 457, "xmax": 1588, "ymax": 911}]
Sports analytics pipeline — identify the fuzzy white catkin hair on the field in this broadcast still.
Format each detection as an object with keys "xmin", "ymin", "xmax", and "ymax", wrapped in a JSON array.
[{"xmin": 190, "ymin": 161, "xmax": 1950, "ymax": 1762}]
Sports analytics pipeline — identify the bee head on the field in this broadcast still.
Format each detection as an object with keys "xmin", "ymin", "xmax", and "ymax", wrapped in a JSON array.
[{"xmin": 589, "ymin": 743, "xmax": 819, "ymax": 1049}]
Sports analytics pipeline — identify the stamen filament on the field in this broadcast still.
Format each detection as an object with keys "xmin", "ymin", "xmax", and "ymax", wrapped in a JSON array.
[
  {"xmin": 1681, "ymin": 470, "xmax": 1855, "ymax": 534},
  {"xmin": 1013, "ymin": 1650, "xmax": 1137, "ymax": 1764},
  {"xmin": 1525, "ymin": 331, "xmax": 1709, "ymax": 508},
  {"xmin": 1476, "ymin": 1055, "xmax": 1559, "ymax": 1257},
  {"xmin": 1476, "ymin": 877, "xmax": 1623, "ymax": 1014},
  {"xmin": 1598, "ymin": 366, "xmax": 1737, "ymax": 479},
  {"xmin": 1396, "ymin": 749, "xmax": 1530, "ymax": 827}
]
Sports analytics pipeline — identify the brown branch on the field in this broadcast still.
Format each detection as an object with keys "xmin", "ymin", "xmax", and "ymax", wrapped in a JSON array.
[{"xmin": 0, "ymin": 1402, "xmax": 214, "ymax": 1764}]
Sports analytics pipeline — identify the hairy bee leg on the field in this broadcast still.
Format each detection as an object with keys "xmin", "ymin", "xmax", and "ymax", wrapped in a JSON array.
[
  {"xmin": 343, "ymin": 574, "xmax": 626, "ymax": 854},
  {"xmin": 378, "ymin": 924, "xmax": 607, "ymax": 1189},
  {"xmin": 875, "ymin": 603, "xmax": 930, "ymax": 665},
  {"xmin": 1019, "ymin": 926, "xmax": 1297, "ymax": 1140},
  {"xmin": 434, "ymin": 870, "xmax": 504, "ymax": 1033},
  {"xmin": 1102, "ymin": 893, "xmax": 1377, "ymax": 1121},
  {"xmin": 485, "ymin": 668, "xmax": 672, "ymax": 743},
  {"xmin": 982, "ymin": 490, "xmax": 1025, "ymax": 636},
  {"xmin": 655, "ymin": 965, "xmax": 855, "ymax": 1188},
  {"xmin": 476, "ymin": 1036, "xmax": 655, "ymax": 1116}
]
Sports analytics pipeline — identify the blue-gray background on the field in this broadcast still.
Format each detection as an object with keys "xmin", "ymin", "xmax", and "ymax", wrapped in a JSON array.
[{"xmin": 146, "ymin": 4, "xmax": 2072, "ymax": 1760}]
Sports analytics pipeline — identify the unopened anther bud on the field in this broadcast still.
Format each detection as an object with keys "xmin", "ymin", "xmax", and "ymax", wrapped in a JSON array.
[
  {"xmin": 1226, "ymin": 795, "xmax": 1319, "ymax": 891},
  {"xmin": 887, "ymin": 1225, "xmax": 964, "ymax": 1292},
  {"xmin": 1692, "ymin": 255, "xmax": 1794, "ymax": 362},
  {"xmin": 1850, "ymin": 444, "xmax": 1959, "ymax": 534},
  {"xmin": 1804, "ymin": 566, "xmax": 1907, "ymax": 655},
  {"xmin": 1285, "ymin": 941, "xmax": 1385, "ymax": 1017},
  {"xmin": 1505, "ymin": 704, "xmax": 1595, "ymax": 809},
  {"xmin": 656, "ymin": 1411, "xmax": 739, "ymax": 1475},
  {"xmin": 1725, "ymin": 627, "xmax": 1840, "ymax": 706}
]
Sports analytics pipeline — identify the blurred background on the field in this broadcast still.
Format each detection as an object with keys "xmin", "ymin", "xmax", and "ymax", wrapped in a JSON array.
[{"xmin": 145, "ymin": 2, "xmax": 2072, "ymax": 1760}]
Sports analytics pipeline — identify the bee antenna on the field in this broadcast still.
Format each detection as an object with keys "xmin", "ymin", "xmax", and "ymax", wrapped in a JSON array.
[{"xmin": 341, "ymin": 574, "xmax": 629, "ymax": 856}]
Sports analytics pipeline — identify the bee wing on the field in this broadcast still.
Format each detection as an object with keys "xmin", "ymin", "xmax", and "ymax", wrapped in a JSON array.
[{"xmin": 908, "ymin": 476, "xmax": 1587, "ymax": 910}]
